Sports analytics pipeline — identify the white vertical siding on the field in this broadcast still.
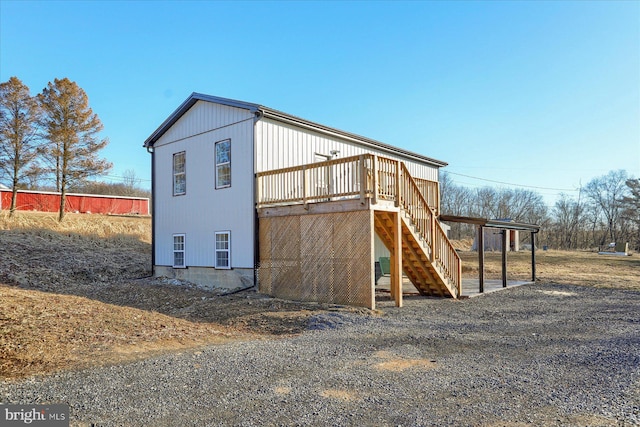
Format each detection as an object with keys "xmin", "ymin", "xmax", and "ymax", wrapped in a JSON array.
[
  {"xmin": 154, "ymin": 101, "xmax": 254, "ymax": 149},
  {"xmin": 255, "ymin": 118, "xmax": 439, "ymax": 181},
  {"xmin": 154, "ymin": 101, "xmax": 255, "ymax": 268}
]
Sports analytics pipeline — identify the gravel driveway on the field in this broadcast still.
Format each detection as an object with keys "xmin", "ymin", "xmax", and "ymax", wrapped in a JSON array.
[{"xmin": 2, "ymin": 282, "xmax": 639, "ymax": 426}]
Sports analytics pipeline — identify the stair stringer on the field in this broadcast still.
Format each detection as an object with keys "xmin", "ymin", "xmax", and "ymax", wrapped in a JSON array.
[{"xmin": 374, "ymin": 209, "xmax": 459, "ymax": 298}]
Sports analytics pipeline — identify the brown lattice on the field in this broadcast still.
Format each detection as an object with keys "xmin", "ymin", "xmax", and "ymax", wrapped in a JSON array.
[{"xmin": 258, "ymin": 210, "xmax": 374, "ymax": 308}]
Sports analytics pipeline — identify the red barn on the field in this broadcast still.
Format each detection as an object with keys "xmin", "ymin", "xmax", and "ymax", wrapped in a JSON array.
[{"xmin": 0, "ymin": 189, "xmax": 149, "ymax": 215}]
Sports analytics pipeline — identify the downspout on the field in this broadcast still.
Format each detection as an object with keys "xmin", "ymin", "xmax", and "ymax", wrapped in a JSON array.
[
  {"xmin": 146, "ymin": 145, "xmax": 156, "ymax": 276},
  {"xmin": 252, "ymin": 109, "xmax": 264, "ymax": 289}
]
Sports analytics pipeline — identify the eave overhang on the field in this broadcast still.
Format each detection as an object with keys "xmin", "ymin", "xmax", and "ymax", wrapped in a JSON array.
[{"xmin": 143, "ymin": 93, "xmax": 448, "ymax": 168}]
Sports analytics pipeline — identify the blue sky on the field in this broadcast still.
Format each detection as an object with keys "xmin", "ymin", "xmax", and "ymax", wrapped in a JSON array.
[{"xmin": 1, "ymin": 0, "xmax": 638, "ymax": 206}]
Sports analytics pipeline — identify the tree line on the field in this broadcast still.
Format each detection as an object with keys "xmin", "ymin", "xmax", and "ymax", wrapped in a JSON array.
[
  {"xmin": 0, "ymin": 76, "xmax": 147, "ymax": 221},
  {"xmin": 440, "ymin": 170, "xmax": 640, "ymax": 252}
]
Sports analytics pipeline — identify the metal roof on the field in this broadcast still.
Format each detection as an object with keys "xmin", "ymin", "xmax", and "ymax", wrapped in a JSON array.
[
  {"xmin": 143, "ymin": 92, "xmax": 448, "ymax": 168},
  {"xmin": 439, "ymin": 215, "xmax": 541, "ymax": 233}
]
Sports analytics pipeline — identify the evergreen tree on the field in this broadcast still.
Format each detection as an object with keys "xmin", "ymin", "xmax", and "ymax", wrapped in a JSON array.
[
  {"xmin": 0, "ymin": 77, "xmax": 43, "ymax": 217},
  {"xmin": 38, "ymin": 78, "xmax": 112, "ymax": 221}
]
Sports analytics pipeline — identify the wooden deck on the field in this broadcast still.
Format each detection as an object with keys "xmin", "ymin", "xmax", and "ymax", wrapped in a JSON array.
[{"xmin": 257, "ymin": 154, "xmax": 461, "ymax": 309}]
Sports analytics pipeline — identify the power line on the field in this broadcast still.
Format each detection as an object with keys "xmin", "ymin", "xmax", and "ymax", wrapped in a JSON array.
[
  {"xmin": 102, "ymin": 174, "xmax": 151, "ymax": 183},
  {"xmin": 445, "ymin": 171, "xmax": 578, "ymax": 192}
]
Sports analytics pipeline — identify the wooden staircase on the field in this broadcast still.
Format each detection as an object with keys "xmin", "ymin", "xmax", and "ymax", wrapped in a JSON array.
[{"xmin": 373, "ymin": 162, "xmax": 461, "ymax": 299}]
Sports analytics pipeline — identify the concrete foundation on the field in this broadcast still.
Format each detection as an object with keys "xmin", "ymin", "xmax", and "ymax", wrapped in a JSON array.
[{"xmin": 154, "ymin": 266, "xmax": 254, "ymax": 292}]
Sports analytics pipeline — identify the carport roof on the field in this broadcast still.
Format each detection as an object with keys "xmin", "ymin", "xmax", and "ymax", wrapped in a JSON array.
[{"xmin": 439, "ymin": 215, "xmax": 540, "ymax": 233}]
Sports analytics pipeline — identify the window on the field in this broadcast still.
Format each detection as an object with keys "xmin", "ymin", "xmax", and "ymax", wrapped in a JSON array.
[
  {"xmin": 173, "ymin": 234, "xmax": 186, "ymax": 268},
  {"xmin": 173, "ymin": 151, "xmax": 186, "ymax": 195},
  {"xmin": 215, "ymin": 140, "xmax": 231, "ymax": 188},
  {"xmin": 215, "ymin": 231, "xmax": 230, "ymax": 269}
]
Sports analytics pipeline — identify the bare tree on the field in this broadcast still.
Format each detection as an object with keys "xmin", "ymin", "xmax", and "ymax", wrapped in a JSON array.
[
  {"xmin": 475, "ymin": 187, "xmax": 499, "ymax": 219},
  {"xmin": 621, "ymin": 178, "xmax": 640, "ymax": 251},
  {"xmin": 38, "ymin": 78, "xmax": 112, "ymax": 221},
  {"xmin": 584, "ymin": 170, "xmax": 629, "ymax": 246},
  {"xmin": 552, "ymin": 193, "xmax": 585, "ymax": 249},
  {"xmin": 0, "ymin": 77, "xmax": 42, "ymax": 216},
  {"xmin": 439, "ymin": 172, "xmax": 475, "ymax": 239},
  {"xmin": 122, "ymin": 168, "xmax": 141, "ymax": 195}
]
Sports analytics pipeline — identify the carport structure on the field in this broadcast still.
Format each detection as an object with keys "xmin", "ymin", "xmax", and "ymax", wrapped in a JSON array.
[{"xmin": 439, "ymin": 215, "xmax": 541, "ymax": 295}]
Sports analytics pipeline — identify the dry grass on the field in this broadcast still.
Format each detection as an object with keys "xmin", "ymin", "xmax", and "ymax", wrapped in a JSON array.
[
  {"xmin": 0, "ymin": 285, "xmax": 238, "ymax": 378},
  {"xmin": 0, "ymin": 212, "xmax": 245, "ymax": 378},
  {"xmin": 0, "ymin": 211, "xmax": 329, "ymax": 379},
  {"xmin": 457, "ymin": 247, "xmax": 640, "ymax": 291},
  {"xmin": 1, "ymin": 212, "xmax": 638, "ymax": 380},
  {"xmin": 0, "ymin": 210, "xmax": 151, "ymax": 243}
]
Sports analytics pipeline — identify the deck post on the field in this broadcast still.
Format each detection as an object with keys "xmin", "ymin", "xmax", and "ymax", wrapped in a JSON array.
[
  {"xmin": 501, "ymin": 230, "xmax": 507, "ymax": 288},
  {"xmin": 430, "ymin": 212, "xmax": 436, "ymax": 262},
  {"xmin": 394, "ymin": 160, "xmax": 401, "ymax": 207},
  {"xmin": 478, "ymin": 225, "xmax": 484, "ymax": 293},
  {"xmin": 389, "ymin": 251, "xmax": 396, "ymax": 301},
  {"xmin": 358, "ymin": 155, "xmax": 365, "ymax": 203},
  {"xmin": 392, "ymin": 211, "xmax": 403, "ymax": 307},
  {"xmin": 256, "ymin": 175, "xmax": 262, "ymax": 208},
  {"xmin": 531, "ymin": 231, "xmax": 536, "ymax": 282},
  {"xmin": 302, "ymin": 165, "xmax": 309, "ymax": 209},
  {"xmin": 372, "ymin": 155, "xmax": 378, "ymax": 205}
]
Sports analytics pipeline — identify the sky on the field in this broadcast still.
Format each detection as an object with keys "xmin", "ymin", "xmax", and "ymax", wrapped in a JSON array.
[{"xmin": 1, "ymin": 0, "xmax": 638, "ymax": 207}]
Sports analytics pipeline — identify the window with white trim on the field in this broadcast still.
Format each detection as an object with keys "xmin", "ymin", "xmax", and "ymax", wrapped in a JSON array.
[
  {"xmin": 215, "ymin": 140, "xmax": 231, "ymax": 189},
  {"xmin": 173, "ymin": 234, "xmax": 185, "ymax": 268},
  {"xmin": 215, "ymin": 231, "xmax": 230, "ymax": 269},
  {"xmin": 173, "ymin": 151, "xmax": 186, "ymax": 195}
]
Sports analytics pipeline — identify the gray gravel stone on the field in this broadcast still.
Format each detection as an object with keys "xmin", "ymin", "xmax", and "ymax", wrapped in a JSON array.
[{"xmin": 2, "ymin": 282, "xmax": 639, "ymax": 426}]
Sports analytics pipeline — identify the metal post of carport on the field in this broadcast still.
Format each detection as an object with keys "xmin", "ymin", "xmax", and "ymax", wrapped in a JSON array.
[
  {"xmin": 478, "ymin": 225, "xmax": 484, "ymax": 293},
  {"xmin": 531, "ymin": 231, "xmax": 536, "ymax": 282},
  {"xmin": 501, "ymin": 230, "xmax": 508, "ymax": 288}
]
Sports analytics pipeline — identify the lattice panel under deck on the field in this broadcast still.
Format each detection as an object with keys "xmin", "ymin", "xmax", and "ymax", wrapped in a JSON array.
[{"xmin": 258, "ymin": 210, "xmax": 374, "ymax": 308}]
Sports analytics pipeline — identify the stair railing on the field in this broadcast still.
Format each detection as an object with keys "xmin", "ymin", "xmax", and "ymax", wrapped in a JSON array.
[{"xmin": 395, "ymin": 161, "xmax": 461, "ymax": 296}]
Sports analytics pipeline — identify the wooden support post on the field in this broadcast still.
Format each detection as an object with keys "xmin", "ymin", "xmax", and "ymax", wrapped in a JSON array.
[
  {"xmin": 531, "ymin": 231, "xmax": 536, "ymax": 282},
  {"xmin": 389, "ymin": 251, "xmax": 396, "ymax": 301},
  {"xmin": 457, "ymin": 256, "xmax": 463, "ymax": 297},
  {"xmin": 255, "ymin": 175, "xmax": 262, "ymax": 207},
  {"xmin": 372, "ymin": 155, "xmax": 378, "ymax": 205},
  {"xmin": 478, "ymin": 225, "xmax": 484, "ymax": 293},
  {"xmin": 394, "ymin": 160, "xmax": 401, "ymax": 207},
  {"xmin": 501, "ymin": 230, "xmax": 507, "ymax": 288},
  {"xmin": 393, "ymin": 211, "xmax": 403, "ymax": 307},
  {"xmin": 435, "ymin": 181, "xmax": 440, "ymax": 217},
  {"xmin": 302, "ymin": 166, "xmax": 309, "ymax": 209},
  {"xmin": 358, "ymin": 155, "xmax": 365, "ymax": 203},
  {"xmin": 430, "ymin": 212, "xmax": 436, "ymax": 262}
]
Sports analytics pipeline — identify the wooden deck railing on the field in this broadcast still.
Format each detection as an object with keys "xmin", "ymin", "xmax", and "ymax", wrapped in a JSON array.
[
  {"xmin": 256, "ymin": 154, "xmax": 460, "ymax": 295},
  {"xmin": 256, "ymin": 155, "xmax": 374, "ymax": 207},
  {"xmin": 256, "ymin": 154, "xmax": 440, "ymax": 212}
]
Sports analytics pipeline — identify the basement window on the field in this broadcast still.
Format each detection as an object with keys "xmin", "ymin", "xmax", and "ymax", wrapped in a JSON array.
[
  {"xmin": 215, "ymin": 231, "xmax": 230, "ymax": 269},
  {"xmin": 215, "ymin": 140, "xmax": 231, "ymax": 189},
  {"xmin": 173, "ymin": 151, "xmax": 186, "ymax": 196},
  {"xmin": 173, "ymin": 234, "xmax": 186, "ymax": 268}
]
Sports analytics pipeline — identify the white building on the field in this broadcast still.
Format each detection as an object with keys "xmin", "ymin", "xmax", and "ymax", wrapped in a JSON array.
[{"xmin": 144, "ymin": 93, "xmax": 457, "ymax": 308}]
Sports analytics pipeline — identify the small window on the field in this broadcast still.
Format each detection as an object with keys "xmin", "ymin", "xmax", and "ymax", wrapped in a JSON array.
[
  {"xmin": 173, "ymin": 234, "xmax": 185, "ymax": 268},
  {"xmin": 215, "ymin": 140, "xmax": 231, "ymax": 189},
  {"xmin": 173, "ymin": 151, "xmax": 186, "ymax": 196},
  {"xmin": 215, "ymin": 231, "xmax": 230, "ymax": 269}
]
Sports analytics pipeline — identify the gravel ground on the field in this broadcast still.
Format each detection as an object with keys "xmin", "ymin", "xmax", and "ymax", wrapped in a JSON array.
[{"xmin": 2, "ymin": 282, "xmax": 639, "ymax": 426}]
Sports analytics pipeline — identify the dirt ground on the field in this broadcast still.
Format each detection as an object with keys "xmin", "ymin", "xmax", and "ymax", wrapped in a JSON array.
[{"xmin": 1, "ymin": 212, "xmax": 638, "ymax": 379}]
